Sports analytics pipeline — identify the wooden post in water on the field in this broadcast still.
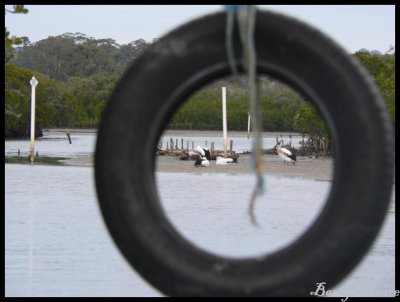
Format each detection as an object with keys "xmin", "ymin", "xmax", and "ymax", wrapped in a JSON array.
[
  {"xmin": 29, "ymin": 76, "xmax": 38, "ymax": 163},
  {"xmin": 181, "ymin": 138, "xmax": 183, "ymax": 150},
  {"xmin": 170, "ymin": 138, "xmax": 174, "ymax": 150},
  {"xmin": 175, "ymin": 139, "xmax": 178, "ymax": 150},
  {"xmin": 192, "ymin": 141, "xmax": 194, "ymax": 151},
  {"xmin": 247, "ymin": 112, "xmax": 251, "ymax": 139},
  {"xmin": 66, "ymin": 129, "xmax": 72, "ymax": 144},
  {"xmin": 187, "ymin": 140, "xmax": 189, "ymax": 151},
  {"xmin": 222, "ymin": 87, "xmax": 228, "ymax": 157},
  {"xmin": 230, "ymin": 140, "xmax": 233, "ymax": 155}
]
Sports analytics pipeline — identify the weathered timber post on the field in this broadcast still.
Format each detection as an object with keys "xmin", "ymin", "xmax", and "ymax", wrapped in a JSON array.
[
  {"xmin": 247, "ymin": 112, "xmax": 251, "ymax": 139},
  {"xmin": 66, "ymin": 129, "xmax": 72, "ymax": 144},
  {"xmin": 29, "ymin": 76, "xmax": 38, "ymax": 163},
  {"xmin": 222, "ymin": 87, "xmax": 227, "ymax": 157}
]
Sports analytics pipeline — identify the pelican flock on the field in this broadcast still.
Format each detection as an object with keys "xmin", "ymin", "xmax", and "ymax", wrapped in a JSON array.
[
  {"xmin": 276, "ymin": 140, "xmax": 296, "ymax": 165},
  {"xmin": 193, "ymin": 146, "xmax": 235, "ymax": 167}
]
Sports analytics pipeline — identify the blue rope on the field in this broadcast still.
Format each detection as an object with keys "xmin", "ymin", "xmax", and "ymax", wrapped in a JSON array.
[
  {"xmin": 223, "ymin": 5, "xmax": 246, "ymax": 13},
  {"xmin": 224, "ymin": 5, "xmax": 265, "ymax": 225}
]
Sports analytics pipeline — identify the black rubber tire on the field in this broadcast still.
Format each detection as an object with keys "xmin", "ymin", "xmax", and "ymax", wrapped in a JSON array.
[{"xmin": 95, "ymin": 10, "xmax": 394, "ymax": 297}]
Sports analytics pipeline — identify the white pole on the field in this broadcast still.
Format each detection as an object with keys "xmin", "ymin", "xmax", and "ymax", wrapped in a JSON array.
[
  {"xmin": 222, "ymin": 87, "xmax": 227, "ymax": 157},
  {"xmin": 247, "ymin": 112, "xmax": 251, "ymax": 139},
  {"xmin": 29, "ymin": 76, "xmax": 38, "ymax": 163}
]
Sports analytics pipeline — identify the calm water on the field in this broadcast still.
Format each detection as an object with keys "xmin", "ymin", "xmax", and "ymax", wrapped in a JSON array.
[
  {"xmin": 4, "ymin": 130, "xmax": 300, "ymax": 158},
  {"xmin": 4, "ymin": 131, "xmax": 96, "ymax": 159},
  {"xmin": 5, "ymin": 132, "xmax": 396, "ymax": 297},
  {"xmin": 158, "ymin": 132, "xmax": 302, "ymax": 153}
]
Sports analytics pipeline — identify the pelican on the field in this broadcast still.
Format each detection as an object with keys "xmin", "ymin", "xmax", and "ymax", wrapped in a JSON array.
[
  {"xmin": 194, "ymin": 156, "xmax": 210, "ymax": 167},
  {"xmin": 276, "ymin": 140, "xmax": 296, "ymax": 165},
  {"xmin": 194, "ymin": 146, "xmax": 211, "ymax": 159},
  {"xmin": 216, "ymin": 156, "xmax": 234, "ymax": 165},
  {"xmin": 193, "ymin": 146, "xmax": 211, "ymax": 167}
]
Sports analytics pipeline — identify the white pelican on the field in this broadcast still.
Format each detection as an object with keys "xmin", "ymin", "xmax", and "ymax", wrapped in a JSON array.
[
  {"xmin": 194, "ymin": 146, "xmax": 211, "ymax": 159},
  {"xmin": 193, "ymin": 146, "xmax": 211, "ymax": 167},
  {"xmin": 194, "ymin": 156, "xmax": 210, "ymax": 167},
  {"xmin": 277, "ymin": 140, "xmax": 296, "ymax": 165},
  {"xmin": 216, "ymin": 156, "xmax": 234, "ymax": 165}
]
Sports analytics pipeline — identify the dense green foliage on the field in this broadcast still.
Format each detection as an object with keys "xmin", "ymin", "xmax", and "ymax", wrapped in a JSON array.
[
  {"xmin": 354, "ymin": 49, "xmax": 395, "ymax": 125},
  {"xmin": 5, "ymin": 63, "xmax": 118, "ymax": 137},
  {"xmin": 168, "ymin": 77, "xmax": 312, "ymax": 132},
  {"xmin": 5, "ymin": 5, "xmax": 29, "ymax": 62},
  {"xmin": 5, "ymin": 32, "xmax": 395, "ymax": 139},
  {"xmin": 11, "ymin": 33, "xmax": 150, "ymax": 81},
  {"xmin": 5, "ymin": 64, "xmax": 56, "ymax": 137}
]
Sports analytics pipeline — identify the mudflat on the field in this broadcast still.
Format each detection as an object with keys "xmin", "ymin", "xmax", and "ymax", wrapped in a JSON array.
[
  {"xmin": 62, "ymin": 153, "xmax": 333, "ymax": 181},
  {"xmin": 155, "ymin": 154, "xmax": 334, "ymax": 181}
]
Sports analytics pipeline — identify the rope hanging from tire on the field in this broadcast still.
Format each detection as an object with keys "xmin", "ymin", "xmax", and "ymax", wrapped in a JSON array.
[
  {"xmin": 95, "ymin": 6, "xmax": 394, "ymax": 297},
  {"xmin": 226, "ymin": 5, "xmax": 264, "ymax": 225}
]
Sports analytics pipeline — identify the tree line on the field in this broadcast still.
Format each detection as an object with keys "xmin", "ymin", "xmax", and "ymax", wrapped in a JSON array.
[
  {"xmin": 5, "ymin": 32, "xmax": 395, "ymax": 140},
  {"xmin": 10, "ymin": 32, "xmax": 152, "ymax": 81}
]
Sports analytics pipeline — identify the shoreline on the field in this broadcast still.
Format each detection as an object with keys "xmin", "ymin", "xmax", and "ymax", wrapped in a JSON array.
[
  {"xmin": 44, "ymin": 128, "xmax": 303, "ymax": 138},
  {"xmin": 161, "ymin": 129, "xmax": 303, "ymax": 138},
  {"xmin": 7, "ymin": 153, "xmax": 395, "ymax": 185},
  {"xmin": 5, "ymin": 154, "xmax": 335, "ymax": 181},
  {"xmin": 46, "ymin": 128, "xmax": 98, "ymax": 133},
  {"xmin": 154, "ymin": 154, "xmax": 334, "ymax": 181}
]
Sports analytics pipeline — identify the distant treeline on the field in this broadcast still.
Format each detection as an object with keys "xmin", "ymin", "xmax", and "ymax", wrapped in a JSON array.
[
  {"xmin": 5, "ymin": 33, "xmax": 395, "ymax": 138},
  {"xmin": 10, "ymin": 33, "xmax": 152, "ymax": 81}
]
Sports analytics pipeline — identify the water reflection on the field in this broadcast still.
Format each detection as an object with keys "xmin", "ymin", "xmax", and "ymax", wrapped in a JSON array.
[
  {"xmin": 4, "ymin": 132, "xmax": 395, "ymax": 297},
  {"xmin": 156, "ymin": 172, "xmax": 330, "ymax": 258}
]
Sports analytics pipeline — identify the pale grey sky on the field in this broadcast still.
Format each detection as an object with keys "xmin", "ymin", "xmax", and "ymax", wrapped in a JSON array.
[{"xmin": 5, "ymin": 5, "xmax": 395, "ymax": 53}]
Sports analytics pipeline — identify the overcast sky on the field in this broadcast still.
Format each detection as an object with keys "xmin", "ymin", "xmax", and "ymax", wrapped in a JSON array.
[{"xmin": 5, "ymin": 5, "xmax": 395, "ymax": 53}]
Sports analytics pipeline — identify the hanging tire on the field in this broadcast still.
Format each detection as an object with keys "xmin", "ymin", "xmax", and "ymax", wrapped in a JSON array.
[{"xmin": 95, "ymin": 9, "xmax": 394, "ymax": 297}]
